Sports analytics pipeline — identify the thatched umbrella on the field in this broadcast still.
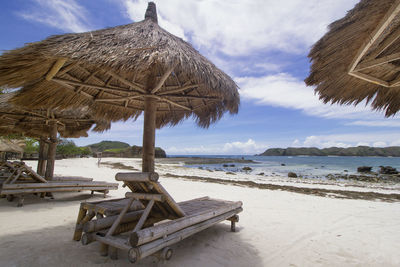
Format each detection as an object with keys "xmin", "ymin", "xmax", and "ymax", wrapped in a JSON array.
[
  {"xmin": 0, "ymin": 92, "xmax": 110, "ymax": 178},
  {"xmin": 0, "ymin": 138, "xmax": 24, "ymax": 153},
  {"xmin": 0, "ymin": 2, "xmax": 239, "ymax": 173},
  {"xmin": 305, "ymin": 0, "xmax": 400, "ymax": 116}
]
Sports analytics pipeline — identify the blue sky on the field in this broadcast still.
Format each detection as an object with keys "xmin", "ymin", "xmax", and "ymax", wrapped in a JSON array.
[{"xmin": 1, "ymin": 0, "xmax": 400, "ymax": 155}]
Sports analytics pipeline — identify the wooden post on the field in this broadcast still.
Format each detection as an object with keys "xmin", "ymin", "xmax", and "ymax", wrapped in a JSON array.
[
  {"xmin": 142, "ymin": 97, "xmax": 157, "ymax": 173},
  {"xmin": 45, "ymin": 121, "xmax": 58, "ymax": 180},
  {"xmin": 37, "ymin": 137, "xmax": 48, "ymax": 176}
]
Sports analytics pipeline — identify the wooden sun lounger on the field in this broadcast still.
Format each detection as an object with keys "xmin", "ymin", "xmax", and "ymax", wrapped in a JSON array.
[
  {"xmin": 73, "ymin": 172, "xmax": 242, "ymax": 263},
  {"xmin": 0, "ymin": 161, "xmax": 118, "ymax": 206}
]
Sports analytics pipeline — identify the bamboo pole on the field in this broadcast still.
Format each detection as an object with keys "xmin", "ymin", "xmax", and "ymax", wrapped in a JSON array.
[
  {"xmin": 37, "ymin": 137, "xmax": 48, "ymax": 176},
  {"xmin": 142, "ymin": 97, "xmax": 157, "ymax": 173},
  {"xmin": 45, "ymin": 120, "xmax": 58, "ymax": 180},
  {"xmin": 129, "ymin": 200, "xmax": 242, "ymax": 246}
]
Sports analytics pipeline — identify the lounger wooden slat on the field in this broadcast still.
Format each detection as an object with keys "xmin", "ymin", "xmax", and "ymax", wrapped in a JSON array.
[
  {"xmin": 1, "ymin": 161, "xmax": 118, "ymax": 206},
  {"xmin": 73, "ymin": 171, "xmax": 243, "ymax": 263}
]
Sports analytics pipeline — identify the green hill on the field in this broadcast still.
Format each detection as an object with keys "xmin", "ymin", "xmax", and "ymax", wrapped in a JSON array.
[
  {"xmin": 258, "ymin": 146, "xmax": 400, "ymax": 157},
  {"xmin": 86, "ymin": 141, "xmax": 130, "ymax": 153},
  {"xmin": 87, "ymin": 141, "xmax": 167, "ymax": 158}
]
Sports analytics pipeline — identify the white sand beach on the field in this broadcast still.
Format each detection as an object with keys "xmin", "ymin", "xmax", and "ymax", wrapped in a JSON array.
[{"xmin": 1, "ymin": 157, "xmax": 399, "ymax": 267}]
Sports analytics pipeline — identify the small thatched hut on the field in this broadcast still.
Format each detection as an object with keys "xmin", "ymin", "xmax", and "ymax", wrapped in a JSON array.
[
  {"xmin": 305, "ymin": 0, "xmax": 400, "ymax": 116},
  {"xmin": 0, "ymin": 93, "xmax": 110, "ymax": 178},
  {"xmin": 0, "ymin": 2, "xmax": 239, "ymax": 173}
]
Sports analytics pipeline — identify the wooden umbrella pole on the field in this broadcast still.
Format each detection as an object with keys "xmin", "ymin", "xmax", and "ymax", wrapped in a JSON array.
[
  {"xmin": 37, "ymin": 137, "xmax": 48, "ymax": 176},
  {"xmin": 142, "ymin": 97, "xmax": 157, "ymax": 173},
  {"xmin": 45, "ymin": 121, "xmax": 58, "ymax": 180}
]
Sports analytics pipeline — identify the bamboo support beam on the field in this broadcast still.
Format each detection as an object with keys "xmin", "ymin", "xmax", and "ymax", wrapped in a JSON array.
[
  {"xmin": 142, "ymin": 97, "xmax": 157, "ymax": 173},
  {"xmin": 107, "ymin": 198, "xmax": 135, "ymax": 237},
  {"xmin": 132, "ymin": 199, "xmax": 155, "ymax": 232},
  {"xmin": 106, "ymin": 70, "xmax": 146, "ymax": 93},
  {"xmin": 151, "ymin": 65, "xmax": 176, "ymax": 94},
  {"xmin": 37, "ymin": 138, "xmax": 48, "ymax": 176},
  {"xmin": 129, "ymin": 200, "xmax": 242, "ymax": 246},
  {"xmin": 355, "ymin": 52, "xmax": 400, "ymax": 71},
  {"xmin": 115, "ymin": 172, "xmax": 159, "ymax": 182},
  {"xmin": 129, "ymin": 208, "xmax": 243, "ymax": 262},
  {"xmin": 52, "ymin": 78, "xmax": 134, "ymax": 94},
  {"xmin": 44, "ymin": 120, "xmax": 58, "ymax": 180},
  {"xmin": 125, "ymin": 192, "xmax": 165, "ymax": 202},
  {"xmin": 348, "ymin": 71, "xmax": 390, "ymax": 87},
  {"xmin": 349, "ymin": 0, "xmax": 400, "ymax": 72},
  {"xmin": 46, "ymin": 58, "xmax": 67, "ymax": 81},
  {"xmin": 157, "ymin": 84, "xmax": 201, "ymax": 95},
  {"xmin": 83, "ymin": 210, "xmax": 144, "ymax": 233}
]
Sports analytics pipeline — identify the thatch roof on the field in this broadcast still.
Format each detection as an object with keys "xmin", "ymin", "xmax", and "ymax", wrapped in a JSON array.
[
  {"xmin": 0, "ymin": 138, "xmax": 24, "ymax": 153},
  {"xmin": 0, "ymin": 2, "xmax": 239, "ymax": 128},
  {"xmin": 305, "ymin": 0, "xmax": 400, "ymax": 116},
  {"xmin": 0, "ymin": 93, "xmax": 110, "ymax": 138}
]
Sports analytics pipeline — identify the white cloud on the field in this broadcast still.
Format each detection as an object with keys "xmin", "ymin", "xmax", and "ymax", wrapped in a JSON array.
[
  {"xmin": 295, "ymin": 132, "xmax": 400, "ymax": 148},
  {"xmin": 19, "ymin": 0, "xmax": 91, "ymax": 32},
  {"xmin": 236, "ymin": 73, "xmax": 383, "ymax": 119},
  {"xmin": 120, "ymin": 0, "xmax": 358, "ymax": 56},
  {"xmin": 347, "ymin": 120, "xmax": 400, "ymax": 127},
  {"xmin": 166, "ymin": 139, "xmax": 265, "ymax": 155}
]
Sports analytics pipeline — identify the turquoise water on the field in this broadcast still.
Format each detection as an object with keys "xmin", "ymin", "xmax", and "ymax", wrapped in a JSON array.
[{"xmin": 172, "ymin": 155, "xmax": 400, "ymax": 178}]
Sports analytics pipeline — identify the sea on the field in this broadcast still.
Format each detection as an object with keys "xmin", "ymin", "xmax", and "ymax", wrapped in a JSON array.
[{"xmin": 172, "ymin": 155, "xmax": 400, "ymax": 178}]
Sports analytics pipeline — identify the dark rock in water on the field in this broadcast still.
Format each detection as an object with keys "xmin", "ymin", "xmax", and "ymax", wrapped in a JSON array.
[
  {"xmin": 257, "ymin": 172, "xmax": 265, "ymax": 176},
  {"xmin": 281, "ymin": 163, "xmax": 286, "ymax": 166},
  {"xmin": 226, "ymin": 172, "xmax": 236, "ymax": 175},
  {"xmin": 223, "ymin": 164, "xmax": 229, "ymax": 167},
  {"xmin": 379, "ymin": 166, "xmax": 398, "ymax": 174},
  {"xmin": 242, "ymin": 166, "xmax": 252, "ymax": 171},
  {"xmin": 357, "ymin": 166, "xmax": 372, "ymax": 173},
  {"xmin": 288, "ymin": 172, "xmax": 297, "ymax": 178},
  {"xmin": 344, "ymin": 170, "xmax": 348, "ymax": 172},
  {"xmin": 229, "ymin": 164, "xmax": 235, "ymax": 167}
]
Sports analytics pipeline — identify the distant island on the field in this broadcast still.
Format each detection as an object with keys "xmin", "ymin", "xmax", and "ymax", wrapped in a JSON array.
[
  {"xmin": 87, "ymin": 141, "xmax": 166, "ymax": 158},
  {"xmin": 257, "ymin": 146, "xmax": 400, "ymax": 157}
]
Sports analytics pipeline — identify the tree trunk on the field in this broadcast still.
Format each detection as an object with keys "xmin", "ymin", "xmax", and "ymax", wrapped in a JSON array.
[
  {"xmin": 142, "ymin": 97, "xmax": 157, "ymax": 173},
  {"xmin": 45, "ymin": 121, "xmax": 58, "ymax": 180},
  {"xmin": 37, "ymin": 137, "xmax": 48, "ymax": 176}
]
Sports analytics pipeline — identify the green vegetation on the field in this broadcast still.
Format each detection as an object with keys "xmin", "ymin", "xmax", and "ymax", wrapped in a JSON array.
[
  {"xmin": 24, "ymin": 138, "xmax": 39, "ymax": 154},
  {"xmin": 86, "ymin": 141, "xmax": 130, "ymax": 153},
  {"xmin": 57, "ymin": 139, "xmax": 91, "ymax": 157},
  {"xmin": 258, "ymin": 146, "xmax": 400, "ymax": 157}
]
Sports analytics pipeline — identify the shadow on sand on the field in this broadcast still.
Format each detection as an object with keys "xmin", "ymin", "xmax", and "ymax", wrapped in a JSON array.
[{"xmin": 0, "ymin": 219, "xmax": 262, "ymax": 267}]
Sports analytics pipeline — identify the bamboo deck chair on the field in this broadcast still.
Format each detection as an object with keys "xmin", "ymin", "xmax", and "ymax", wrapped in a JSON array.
[
  {"xmin": 73, "ymin": 172, "xmax": 242, "ymax": 263},
  {"xmin": 0, "ymin": 161, "xmax": 118, "ymax": 206}
]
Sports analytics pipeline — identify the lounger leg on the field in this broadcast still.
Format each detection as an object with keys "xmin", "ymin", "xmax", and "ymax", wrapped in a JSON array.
[
  {"xmin": 17, "ymin": 195, "xmax": 24, "ymax": 207},
  {"xmin": 103, "ymin": 190, "xmax": 109, "ymax": 198},
  {"xmin": 6, "ymin": 194, "xmax": 14, "ymax": 202},
  {"xmin": 228, "ymin": 215, "xmax": 239, "ymax": 232},
  {"xmin": 100, "ymin": 243, "xmax": 109, "ymax": 257},
  {"xmin": 109, "ymin": 246, "xmax": 118, "ymax": 260},
  {"xmin": 73, "ymin": 204, "xmax": 87, "ymax": 241},
  {"xmin": 91, "ymin": 191, "xmax": 94, "ymax": 196}
]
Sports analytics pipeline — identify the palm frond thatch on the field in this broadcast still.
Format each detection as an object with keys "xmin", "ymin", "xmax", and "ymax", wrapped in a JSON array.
[
  {"xmin": 0, "ymin": 3, "xmax": 239, "ymax": 128},
  {"xmin": 305, "ymin": 0, "xmax": 400, "ymax": 116}
]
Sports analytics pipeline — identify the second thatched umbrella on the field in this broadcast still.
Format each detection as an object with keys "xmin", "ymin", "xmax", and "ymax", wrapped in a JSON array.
[
  {"xmin": 306, "ymin": 0, "xmax": 400, "ymax": 116},
  {"xmin": 0, "ymin": 2, "xmax": 239, "ymax": 173},
  {"xmin": 0, "ymin": 93, "xmax": 110, "ymax": 178}
]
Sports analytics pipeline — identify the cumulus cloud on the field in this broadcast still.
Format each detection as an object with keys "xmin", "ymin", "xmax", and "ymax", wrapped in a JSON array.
[
  {"xmin": 19, "ymin": 0, "xmax": 91, "ymax": 32},
  {"xmin": 166, "ymin": 139, "xmax": 265, "ymax": 155},
  {"xmin": 294, "ymin": 132, "xmax": 400, "ymax": 148},
  {"xmin": 120, "ymin": 0, "xmax": 358, "ymax": 56},
  {"xmin": 347, "ymin": 120, "xmax": 400, "ymax": 127},
  {"xmin": 236, "ymin": 73, "xmax": 383, "ymax": 119}
]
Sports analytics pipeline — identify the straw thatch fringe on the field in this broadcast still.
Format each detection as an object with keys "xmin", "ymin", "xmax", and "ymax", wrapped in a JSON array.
[
  {"xmin": 0, "ymin": 10, "xmax": 239, "ymax": 127},
  {"xmin": 0, "ymin": 93, "xmax": 110, "ymax": 138},
  {"xmin": 305, "ymin": 0, "xmax": 400, "ymax": 116}
]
